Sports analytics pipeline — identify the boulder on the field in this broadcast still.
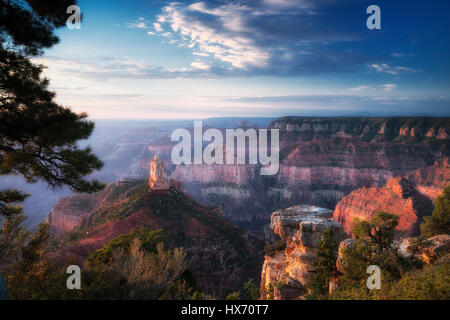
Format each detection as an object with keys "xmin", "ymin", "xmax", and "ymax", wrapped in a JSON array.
[
  {"xmin": 417, "ymin": 234, "xmax": 450, "ymax": 264},
  {"xmin": 397, "ymin": 234, "xmax": 450, "ymax": 264},
  {"xmin": 397, "ymin": 237, "xmax": 421, "ymax": 259}
]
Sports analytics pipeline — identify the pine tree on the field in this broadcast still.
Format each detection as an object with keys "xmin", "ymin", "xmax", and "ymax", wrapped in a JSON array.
[
  {"xmin": 0, "ymin": 0, "xmax": 104, "ymax": 218},
  {"xmin": 308, "ymin": 227, "xmax": 339, "ymax": 297},
  {"xmin": 420, "ymin": 185, "xmax": 450, "ymax": 238}
]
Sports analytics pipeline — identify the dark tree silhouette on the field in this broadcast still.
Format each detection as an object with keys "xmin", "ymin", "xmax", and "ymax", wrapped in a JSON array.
[{"xmin": 0, "ymin": 0, "xmax": 104, "ymax": 218}]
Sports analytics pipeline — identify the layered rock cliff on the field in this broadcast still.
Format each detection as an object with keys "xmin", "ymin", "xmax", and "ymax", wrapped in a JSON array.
[
  {"xmin": 270, "ymin": 117, "xmax": 450, "ymax": 142},
  {"xmin": 333, "ymin": 158, "xmax": 450, "ymax": 237},
  {"xmin": 260, "ymin": 205, "xmax": 347, "ymax": 299},
  {"xmin": 145, "ymin": 117, "xmax": 449, "ymax": 235}
]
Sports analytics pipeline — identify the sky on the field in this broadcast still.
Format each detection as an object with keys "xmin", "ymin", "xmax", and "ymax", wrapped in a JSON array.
[{"xmin": 36, "ymin": 0, "xmax": 450, "ymax": 119}]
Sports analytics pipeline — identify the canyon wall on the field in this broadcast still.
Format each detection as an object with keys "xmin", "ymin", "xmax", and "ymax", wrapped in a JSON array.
[
  {"xmin": 333, "ymin": 158, "xmax": 450, "ymax": 237},
  {"xmin": 147, "ymin": 117, "xmax": 449, "ymax": 234}
]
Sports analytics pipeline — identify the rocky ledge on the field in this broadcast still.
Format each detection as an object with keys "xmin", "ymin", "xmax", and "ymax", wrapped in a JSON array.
[{"xmin": 260, "ymin": 205, "xmax": 348, "ymax": 299}]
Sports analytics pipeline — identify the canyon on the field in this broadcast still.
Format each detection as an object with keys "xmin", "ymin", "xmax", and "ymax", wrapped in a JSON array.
[
  {"xmin": 42, "ymin": 117, "xmax": 449, "ymax": 299},
  {"xmin": 11, "ymin": 117, "xmax": 448, "ymax": 232},
  {"xmin": 158, "ymin": 117, "xmax": 450, "ymax": 234},
  {"xmin": 45, "ymin": 117, "xmax": 449, "ymax": 236}
]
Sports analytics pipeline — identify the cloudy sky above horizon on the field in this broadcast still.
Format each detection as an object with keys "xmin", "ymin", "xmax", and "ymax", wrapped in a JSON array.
[{"xmin": 37, "ymin": 0, "xmax": 450, "ymax": 119}]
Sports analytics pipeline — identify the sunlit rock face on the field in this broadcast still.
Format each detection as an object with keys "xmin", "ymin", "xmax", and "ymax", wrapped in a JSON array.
[
  {"xmin": 149, "ymin": 156, "xmax": 170, "ymax": 191},
  {"xmin": 260, "ymin": 205, "xmax": 348, "ymax": 299},
  {"xmin": 333, "ymin": 158, "xmax": 449, "ymax": 237}
]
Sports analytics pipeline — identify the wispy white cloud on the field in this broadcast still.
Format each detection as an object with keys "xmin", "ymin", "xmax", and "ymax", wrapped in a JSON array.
[
  {"xmin": 191, "ymin": 61, "xmax": 211, "ymax": 70},
  {"xmin": 350, "ymin": 85, "xmax": 370, "ymax": 92},
  {"xmin": 382, "ymin": 84, "xmax": 397, "ymax": 91},
  {"xmin": 153, "ymin": 22, "xmax": 163, "ymax": 32},
  {"xmin": 391, "ymin": 53, "xmax": 415, "ymax": 58},
  {"xmin": 193, "ymin": 52, "xmax": 210, "ymax": 57},
  {"xmin": 369, "ymin": 63, "xmax": 420, "ymax": 75},
  {"xmin": 350, "ymin": 84, "xmax": 397, "ymax": 92},
  {"xmin": 35, "ymin": 55, "xmax": 220, "ymax": 80},
  {"xmin": 126, "ymin": 17, "xmax": 151, "ymax": 29}
]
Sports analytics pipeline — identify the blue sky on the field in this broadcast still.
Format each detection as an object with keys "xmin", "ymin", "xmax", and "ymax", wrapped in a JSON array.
[{"xmin": 37, "ymin": 0, "xmax": 450, "ymax": 119}]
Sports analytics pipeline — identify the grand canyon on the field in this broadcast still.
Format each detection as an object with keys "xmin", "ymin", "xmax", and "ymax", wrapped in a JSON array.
[
  {"xmin": 1, "ymin": 0, "xmax": 450, "ymax": 306},
  {"xmin": 38, "ymin": 116, "xmax": 450, "ymax": 298}
]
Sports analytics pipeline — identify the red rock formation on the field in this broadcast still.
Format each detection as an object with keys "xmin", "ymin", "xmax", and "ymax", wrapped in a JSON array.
[
  {"xmin": 333, "ymin": 159, "xmax": 449, "ymax": 237},
  {"xmin": 47, "ymin": 182, "xmax": 264, "ymax": 298},
  {"xmin": 260, "ymin": 205, "xmax": 347, "ymax": 299},
  {"xmin": 407, "ymin": 158, "xmax": 450, "ymax": 199},
  {"xmin": 47, "ymin": 180, "xmax": 144, "ymax": 235}
]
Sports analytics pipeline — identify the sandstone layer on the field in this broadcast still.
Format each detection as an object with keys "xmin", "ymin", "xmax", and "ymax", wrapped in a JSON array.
[{"xmin": 260, "ymin": 205, "xmax": 347, "ymax": 299}]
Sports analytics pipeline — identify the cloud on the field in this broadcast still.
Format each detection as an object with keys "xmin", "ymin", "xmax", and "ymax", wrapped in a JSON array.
[
  {"xmin": 39, "ymin": 49, "xmax": 369, "ymax": 80},
  {"xmin": 219, "ymin": 94, "xmax": 450, "ymax": 116},
  {"xmin": 127, "ymin": 18, "xmax": 151, "ymax": 29},
  {"xmin": 382, "ymin": 84, "xmax": 397, "ymax": 91},
  {"xmin": 49, "ymin": 85, "xmax": 87, "ymax": 91},
  {"xmin": 193, "ymin": 52, "xmax": 210, "ymax": 57},
  {"xmin": 391, "ymin": 53, "xmax": 415, "ymax": 58},
  {"xmin": 350, "ymin": 85, "xmax": 370, "ymax": 92},
  {"xmin": 148, "ymin": 0, "xmax": 364, "ymax": 74},
  {"xmin": 153, "ymin": 22, "xmax": 163, "ymax": 32},
  {"xmin": 369, "ymin": 63, "xmax": 420, "ymax": 75},
  {"xmin": 190, "ymin": 61, "xmax": 211, "ymax": 70},
  {"xmin": 350, "ymin": 84, "xmax": 397, "ymax": 92},
  {"xmin": 36, "ymin": 55, "xmax": 223, "ymax": 80}
]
